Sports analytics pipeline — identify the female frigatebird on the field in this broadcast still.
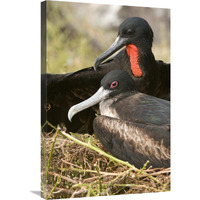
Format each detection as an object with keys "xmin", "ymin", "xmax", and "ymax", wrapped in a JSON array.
[
  {"xmin": 68, "ymin": 70, "xmax": 170, "ymax": 168},
  {"xmin": 42, "ymin": 17, "xmax": 170, "ymax": 134}
]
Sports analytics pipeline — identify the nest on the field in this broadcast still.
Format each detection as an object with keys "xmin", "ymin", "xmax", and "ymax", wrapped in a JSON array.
[{"xmin": 41, "ymin": 122, "xmax": 170, "ymax": 199}]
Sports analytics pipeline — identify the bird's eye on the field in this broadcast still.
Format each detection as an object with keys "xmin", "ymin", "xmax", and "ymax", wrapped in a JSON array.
[
  {"xmin": 127, "ymin": 29, "xmax": 135, "ymax": 35},
  {"xmin": 110, "ymin": 81, "xmax": 118, "ymax": 88},
  {"xmin": 127, "ymin": 29, "xmax": 132, "ymax": 34}
]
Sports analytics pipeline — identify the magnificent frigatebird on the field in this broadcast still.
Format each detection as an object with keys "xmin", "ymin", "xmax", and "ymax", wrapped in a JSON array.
[
  {"xmin": 41, "ymin": 17, "xmax": 170, "ymax": 133},
  {"xmin": 68, "ymin": 70, "xmax": 170, "ymax": 168},
  {"xmin": 94, "ymin": 17, "xmax": 170, "ymax": 100}
]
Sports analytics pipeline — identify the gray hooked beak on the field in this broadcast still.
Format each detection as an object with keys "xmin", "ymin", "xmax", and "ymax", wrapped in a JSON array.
[
  {"xmin": 94, "ymin": 36, "xmax": 128, "ymax": 70},
  {"xmin": 68, "ymin": 87, "xmax": 110, "ymax": 121}
]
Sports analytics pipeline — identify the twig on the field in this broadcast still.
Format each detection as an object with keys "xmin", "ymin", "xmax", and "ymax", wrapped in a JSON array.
[
  {"xmin": 46, "ymin": 176, "xmax": 61, "ymax": 200},
  {"xmin": 60, "ymin": 166, "xmax": 121, "ymax": 176},
  {"xmin": 60, "ymin": 130, "xmax": 137, "ymax": 170},
  {"xmin": 72, "ymin": 183, "xmax": 96, "ymax": 196},
  {"xmin": 61, "ymin": 159, "xmax": 82, "ymax": 169},
  {"xmin": 41, "ymin": 121, "xmax": 47, "ymax": 131},
  {"xmin": 41, "ymin": 171, "xmax": 77, "ymax": 184},
  {"xmin": 46, "ymin": 121, "xmax": 137, "ymax": 170},
  {"xmin": 137, "ymin": 169, "xmax": 171, "ymax": 178},
  {"xmin": 71, "ymin": 188, "xmax": 87, "ymax": 198},
  {"xmin": 108, "ymin": 168, "xmax": 132, "ymax": 186},
  {"xmin": 47, "ymin": 122, "xmax": 166, "ymax": 186},
  {"xmin": 42, "ymin": 121, "xmax": 170, "ymax": 196},
  {"xmin": 82, "ymin": 174, "xmax": 110, "ymax": 184}
]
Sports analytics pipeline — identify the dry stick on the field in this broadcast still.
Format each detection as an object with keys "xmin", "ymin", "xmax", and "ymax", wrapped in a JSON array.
[
  {"xmin": 71, "ymin": 188, "xmax": 87, "ymax": 198},
  {"xmin": 142, "ymin": 167, "xmax": 170, "ymax": 173},
  {"xmin": 60, "ymin": 130, "xmax": 137, "ymax": 170},
  {"xmin": 41, "ymin": 171, "xmax": 77, "ymax": 184},
  {"xmin": 46, "ymin": 121, "xmax": 170, "ymax": 186},
  {"xmin": 138, "ymin": 169, "xmax": 171, "ymax": 178},
  {"xmin": 52, "ymin": 188, "xmax": 65, "ymax": 194},
  {"xmin": 73, "ymin": 171, "xmax": 132, "ymax": 197},
  {"xmin": 61, "ymin": 166, "xmax": 120, "ymax": 176},
  {"xmin": 81, "ymin": 170, "xmax": 127, "ymax": 188},
  {"xmin": 46, "ymin": 121, "xmax": 136, "ymax": 170},
  {"xmin": 47, "ymin": 122, "xmax": 132, "ymax": 167},
  {"xmin": 82, "ymin": 174, "xmax": 110, "ymax": 184},
  {"xmin": 108, "ymin": 168, "xmax": 132, "ymax": 186},
  {"xmin": 136, "ymin": 160, "xmax": 163, "ymax": 185},
  {"xmin": 52, "ymin": 187, "xmax": 74, "ymax": 195},
  {"xmin": 61, "ymin": 159, "xmax": 82, "ymax": 169},
  {"xmin": 76, "ymin": 168, "xmax": 132, "ymax": 195},
  {"xmin": 72, "ymin": 183, "xmax": 96, "ymax": 196},
  {"xmin": 41, "ymin": 121, "xmax": 47, "ymax": 130}
]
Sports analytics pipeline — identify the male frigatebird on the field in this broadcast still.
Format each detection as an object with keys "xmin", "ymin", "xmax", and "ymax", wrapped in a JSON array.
[
  {"xmin": 94, "ymin": 17, "xmax": 170, "ymax": 100},
  {"xmin": 42, "ymin": 17, "xmax": 170, "ymax": 134},
  {"xmin": 68, "ymin": 70, "xmax": 170, "ymax": 168}
]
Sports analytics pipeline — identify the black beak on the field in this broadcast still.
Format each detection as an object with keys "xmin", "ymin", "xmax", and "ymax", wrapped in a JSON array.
[{"xmin": 94, "ymin": 36, "xmax": 128, "ymax": 70}]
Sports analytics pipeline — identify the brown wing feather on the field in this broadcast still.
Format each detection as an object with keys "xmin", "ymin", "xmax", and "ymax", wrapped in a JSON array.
[{"xmin": 93, "ymin": 115, "xmax": 170, "ymax": 168}]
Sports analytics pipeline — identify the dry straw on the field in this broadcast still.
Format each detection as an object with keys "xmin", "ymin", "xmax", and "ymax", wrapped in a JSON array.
[{"xmin": 41, "ymin": 121, "xmax": 170, "ymax": 199}]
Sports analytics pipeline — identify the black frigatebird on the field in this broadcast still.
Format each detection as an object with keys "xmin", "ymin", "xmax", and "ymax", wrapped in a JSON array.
[
  {"xmin": 94, "ymin": 17, "xmax": 170, "ymax": 100},
  {"xmin": 68, "ymin": 70, "xmax": 170, "ymax": 168},
  {"xmin": 42, "ymin": 17, "xmax": 170, "ymax": 133}
]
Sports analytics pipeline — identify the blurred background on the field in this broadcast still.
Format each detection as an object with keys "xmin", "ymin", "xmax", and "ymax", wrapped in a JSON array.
[{"xmin": 45, "ymin": 1, "xmax": 170, "ymax": 74}]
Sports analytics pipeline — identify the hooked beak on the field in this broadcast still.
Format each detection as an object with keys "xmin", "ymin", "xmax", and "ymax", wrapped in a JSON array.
[
  {"xmin": 68, "ymin": 87, "xmax": 110, "ymax": 121},
  {"xmin": 94, "ymin": 36, "xmax": 128, "ymax": 70}
]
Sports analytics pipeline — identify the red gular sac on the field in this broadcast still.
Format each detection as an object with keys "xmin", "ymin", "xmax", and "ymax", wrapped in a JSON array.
[{"xmin": 126, "ymin": 44, "xmax": 143, "ymax": 77}]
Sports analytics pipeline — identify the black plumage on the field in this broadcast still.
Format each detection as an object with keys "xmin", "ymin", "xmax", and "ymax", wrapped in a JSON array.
[
  {"xmin": 41, "ymin": 17, "xmax": 170, "ymax": 133},
  {"xmin": 41, "ymin": 67, "xmax": 111, "ymax": 133},
  {"xmin": 68, "ymin": 70, "xmax": 170, "ymax": 168},
  {"xmin": 94, "ymin": 17, "xmax": 170, "ymax": 100}
]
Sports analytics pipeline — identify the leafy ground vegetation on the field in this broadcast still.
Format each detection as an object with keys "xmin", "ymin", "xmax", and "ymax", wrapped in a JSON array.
[{"xmin": 41, "ymin": 122, "xmax": 170, "ymax": 199}]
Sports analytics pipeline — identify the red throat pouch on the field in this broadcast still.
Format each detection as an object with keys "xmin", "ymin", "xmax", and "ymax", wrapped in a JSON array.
[{"xmin": 126, "ymin": 44, "xmax": 143, "ymax": 77}]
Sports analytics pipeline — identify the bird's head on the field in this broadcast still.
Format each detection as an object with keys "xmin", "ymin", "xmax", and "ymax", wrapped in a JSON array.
[
  {"xmin": 94, "ymin": 17, "xmax": 153, "ymax": 69},
  {"xmin": 68, "ymin": 70, "xmax": 136, "ymax": 121}
]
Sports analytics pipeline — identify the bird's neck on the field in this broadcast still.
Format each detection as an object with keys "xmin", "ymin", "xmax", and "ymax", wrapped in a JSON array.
[
  {"xmin": 120, "ymin": 45, "xmax": 156, "ymax": 78},
  {"xmin": 118, "ymin": 45, "xmax": 170, "ymax": 100},
  {"xmin": 126, "ymin": 44, "xmax": 143, "ymax": 77}
]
